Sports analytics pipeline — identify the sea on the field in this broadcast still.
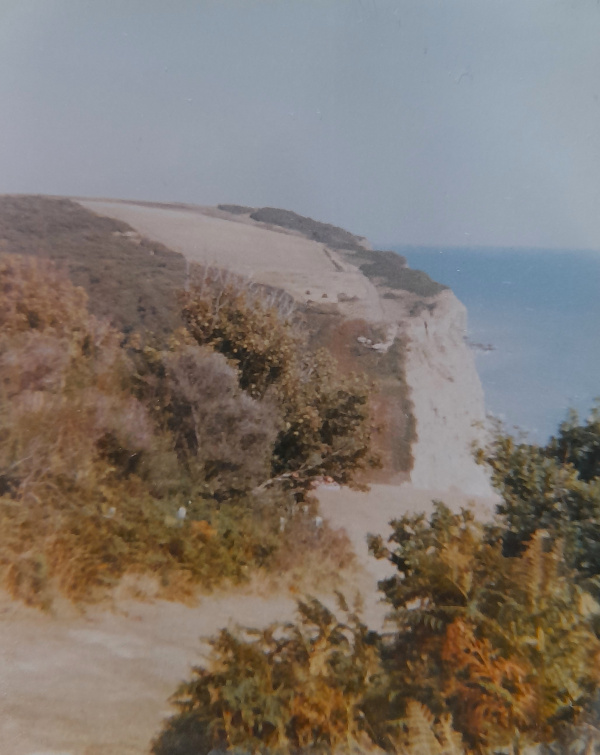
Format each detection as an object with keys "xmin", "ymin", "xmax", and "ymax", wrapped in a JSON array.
[{"xmin": 393, "ymin": 246, "xmax": 600, "ymax": 444}]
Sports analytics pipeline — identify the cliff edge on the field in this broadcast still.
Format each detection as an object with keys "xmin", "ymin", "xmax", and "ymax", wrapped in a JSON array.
[{"xmin": 75, "ymin": 198, "xmax": 493, "ymax": 496}]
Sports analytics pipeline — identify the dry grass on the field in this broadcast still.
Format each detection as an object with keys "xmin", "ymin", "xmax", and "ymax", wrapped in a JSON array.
[
  {"xmin": 0, "ymin": 195, "xmax": 187, "ymax": 339},
  {"xmin": 0, "ymin": 253, "xmax": 369, "ymax": 609},
  {"xmin": 304, "ymin": 310, "xmax": 416, "ymax": 479}
]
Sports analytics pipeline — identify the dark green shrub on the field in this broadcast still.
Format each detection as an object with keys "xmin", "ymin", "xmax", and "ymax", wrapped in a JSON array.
[
  {"xmin": 181, "ymin": 267, "xmax": 377, "ymax": 493},
  {"xmin": 355, "ymin": 249, "xmax": 447, "ymax": 297},
  {"xmin": 547, "ymin": 406, "xmax": 600, "ymax": 482},
  {"xmin": 478, "ymin": 418, "xmax": 600, "ymax": 583}
]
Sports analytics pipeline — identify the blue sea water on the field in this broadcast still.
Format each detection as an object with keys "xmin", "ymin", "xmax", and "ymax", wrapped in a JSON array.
[{"xmin": 393, "ymin": 247, "xmax": 600, "ymax": 443}]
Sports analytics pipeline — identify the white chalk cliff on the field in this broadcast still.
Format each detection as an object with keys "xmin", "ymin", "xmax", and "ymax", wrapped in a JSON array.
[{"xmin": 397, "ymin": 292, "xmax": 492, "ymax": 495}]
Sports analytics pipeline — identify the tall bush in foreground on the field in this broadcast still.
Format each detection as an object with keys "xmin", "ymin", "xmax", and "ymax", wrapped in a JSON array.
[
  {"xmin": 153, "ymin": 597, "xmax": 384, "ymax": 755},
  {"xmin": 478, "ymin": 414, "xmax": 600, "ymax": 585},
  {"xmin": 370, "ymin": 504, "xmax": 600, "ymax": 752},
  {"xmin": 180, "ymin": 266, "xmax": 378, "ymax": 492}
]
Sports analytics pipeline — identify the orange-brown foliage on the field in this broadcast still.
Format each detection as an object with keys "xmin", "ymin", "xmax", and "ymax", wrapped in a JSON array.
[{"xmin": 442, "ymin": 619, "xmax": 535, "ymax": 749}]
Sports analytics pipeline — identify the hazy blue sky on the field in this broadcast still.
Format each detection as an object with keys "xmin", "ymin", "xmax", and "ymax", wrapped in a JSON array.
[{"xmin": 1, "ymin": 0, "xmax": 600, "ymax": 248}]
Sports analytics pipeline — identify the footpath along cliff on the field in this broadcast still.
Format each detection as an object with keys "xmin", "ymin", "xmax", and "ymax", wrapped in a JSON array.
[{"xmin": 77, "ymin": 199, "xmax": 493, "ymax": 497}]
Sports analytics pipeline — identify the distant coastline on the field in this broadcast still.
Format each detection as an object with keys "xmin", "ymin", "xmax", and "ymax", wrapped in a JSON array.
[{"xmin": 395, "ymin": 246, "xmax": 600, "ymax": 442}]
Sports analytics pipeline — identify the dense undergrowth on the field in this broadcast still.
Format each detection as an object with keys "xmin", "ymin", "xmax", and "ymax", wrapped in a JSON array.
[
  {"xmin": 0, "ymin": 254, "xmax": 374, "ymax": 606},
  {"xmin": 155, "ymin": 413, "xmax": 600, "ymax": 755}
]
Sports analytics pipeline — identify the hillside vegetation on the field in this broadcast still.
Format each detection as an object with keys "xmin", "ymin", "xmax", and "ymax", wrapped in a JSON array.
[
  {"xmin": 217, "ymin": 205, "xmax": 368, "ymax": 251},
  {"xmin": 155, "ymin": 412, "xmax": 600, "ymax": 755},
  {"xmin": 0, "ymin": 195, "xmax": 187, "ymax": 337},
  {"xmin": 0, "ymin": 252, "xmax": 376, "ymax": 607},
  {"xmin": 353, "ymin": 248, "xmax": 448, "ymax": 298}
]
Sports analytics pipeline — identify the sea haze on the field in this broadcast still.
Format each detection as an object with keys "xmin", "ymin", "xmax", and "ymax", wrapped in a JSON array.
[{"xmin": 394, "ymin": 247, "xmax": 600, "ymax": 443}]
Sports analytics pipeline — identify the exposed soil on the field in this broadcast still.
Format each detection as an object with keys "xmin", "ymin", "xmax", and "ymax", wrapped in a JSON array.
[{"xmin": 0, "ymin": 483, "xmax": 496, "ymax": 755}]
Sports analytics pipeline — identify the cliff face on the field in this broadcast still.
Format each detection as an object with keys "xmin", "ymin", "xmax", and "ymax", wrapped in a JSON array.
[
  {"xmin": 328, "ymin": 246, "xmax": 493, "ymax": 495},
  {"xmin": 73, "ymin": 198, "xmax": 492, "ymax": 495},
  {"xmin": 397, "ymin": 292, "xmax": 492, "ymax": 495}
]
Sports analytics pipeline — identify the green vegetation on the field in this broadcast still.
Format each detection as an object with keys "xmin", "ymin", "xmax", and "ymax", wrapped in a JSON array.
[
  {"xmin": 218, "ymin": 204, "xmax": 257, "ymax": 215},
  {"xmin": 371, "ymin": 506, "xmax": 600, "ymax": 752},
  {"xmin": 478, "ymin": 410, "xmax": 600, "ymax": 587},
  {"xmin": 248, "ymin": 207, "xmax": 367, "ymax": 252},
  {"xmin": 156, "ymin": 410, "xmax": 600, "ymax": 755},
  {"xmin": 353, "ymin": 249, "xmax": 448, "ymax": 298},
  {"xmin": 153, "ymin": 596, "xmax": 383, "ymax": 755},
  {"xmin": 180, "ymin": 267, "xmax": 379, "ymax": 492},
  {"xmin": 0, "ymin": 254, "xmax": 372, "ymax": 606}
]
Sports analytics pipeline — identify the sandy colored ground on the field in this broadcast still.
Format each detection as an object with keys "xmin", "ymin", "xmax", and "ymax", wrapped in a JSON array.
[
  {"xmin": 0, "ymin": 483, "xmax": 497, "ymax": 755},
  {"xmin": 0, "ymin": 585, "xmax": 297, "ymax": 755},
  {"xmin": 397, "ymin": 292, "xmax": 495, "ymax": 496},
  {"xmin": 77, "ymin": 200, "xmax": 384, "ymax": 321}
]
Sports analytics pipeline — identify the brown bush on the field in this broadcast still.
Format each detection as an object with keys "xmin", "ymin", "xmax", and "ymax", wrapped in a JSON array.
[
  {"xmin": 0, "ymin": 253, "xmax": 89, "ymax": 336},
  {"xmin": 164, "ymin": 345, "xmax": 278, "ymax": 497},
  {"xmin": 0, "ymin": 255, "xmax": 286, "ymax": 606}
]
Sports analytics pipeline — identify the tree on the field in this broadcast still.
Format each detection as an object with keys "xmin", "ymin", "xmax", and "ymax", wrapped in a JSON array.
[
  {"xmin": 180, "ymin": 266, "xmax": 378, "ymax": 492},
  {"xmin": 478, "ymin": 418, "xmax": 600, "ymax": 585}
]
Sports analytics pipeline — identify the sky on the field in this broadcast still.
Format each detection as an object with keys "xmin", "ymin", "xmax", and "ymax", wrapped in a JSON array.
[{"xmin": 1, "ymin": 0, "xmax": 600, "ymax": 248}]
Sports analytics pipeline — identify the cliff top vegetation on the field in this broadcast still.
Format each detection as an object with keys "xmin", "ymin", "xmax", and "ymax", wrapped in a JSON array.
[
  {"xmin": 0, "ymin": 252, "xmax": 376, "ymax": 607},
  {"xmin": 0, "ymin": 195, "xmax": 187, "ymax": 338}
]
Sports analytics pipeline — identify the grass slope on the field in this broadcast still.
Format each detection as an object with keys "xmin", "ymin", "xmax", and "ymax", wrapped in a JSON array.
[{"xmin": 0, "ymin": 195, "xmax": 187, "ymax": 338}]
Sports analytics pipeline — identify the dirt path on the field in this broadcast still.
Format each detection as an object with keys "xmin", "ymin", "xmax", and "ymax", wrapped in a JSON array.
[
  {"xmin": 0, "ymin": 483, "xmax": 496, "ymax": 755},
  {"xmin": 0, "ymin": 587, "xmax": 298, "ymax": 755}
]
